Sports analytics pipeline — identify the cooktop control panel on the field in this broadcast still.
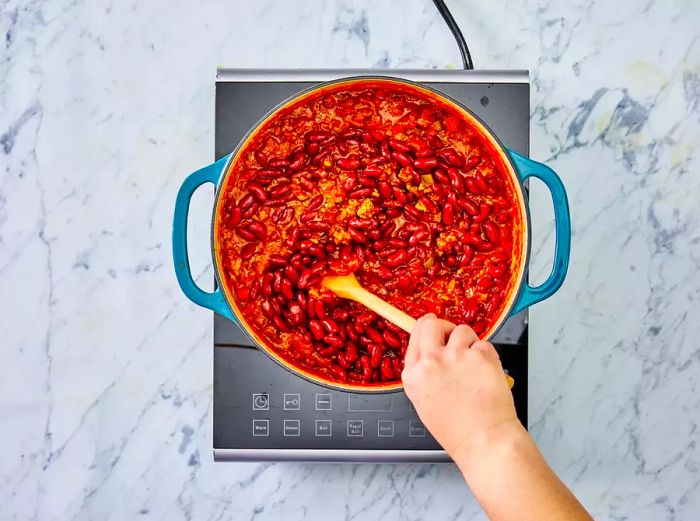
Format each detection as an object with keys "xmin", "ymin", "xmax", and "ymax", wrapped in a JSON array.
[{"xmin": 214, "ymin": 345, "xmax": 439, "ymax": 451}]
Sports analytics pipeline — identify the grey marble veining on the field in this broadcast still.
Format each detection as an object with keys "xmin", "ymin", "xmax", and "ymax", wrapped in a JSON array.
[{"xmin": 1, "ymin": 0, "xmax": 699, "ymax": 519}]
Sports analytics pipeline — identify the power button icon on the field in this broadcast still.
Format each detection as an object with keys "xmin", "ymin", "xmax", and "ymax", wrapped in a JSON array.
[{"xmin": 252, "ymin": 393, "xmax": 269, "ymax": 410}]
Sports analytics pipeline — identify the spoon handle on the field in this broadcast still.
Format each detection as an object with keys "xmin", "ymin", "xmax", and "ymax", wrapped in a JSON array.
[{"xmin": 350, "ymin": 286, "xmax": 416, "ymax": 333}]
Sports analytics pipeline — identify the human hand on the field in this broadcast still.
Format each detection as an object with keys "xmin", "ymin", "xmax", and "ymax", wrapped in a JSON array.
[{"xmin": 401, "ymin": 313, "xmax": 520, "ymax": 465}]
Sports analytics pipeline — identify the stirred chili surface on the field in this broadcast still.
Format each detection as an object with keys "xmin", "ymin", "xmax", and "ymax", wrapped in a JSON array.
[{"xmin": 215, "ymin": 79, "xmax": 524, "ymax": 388}]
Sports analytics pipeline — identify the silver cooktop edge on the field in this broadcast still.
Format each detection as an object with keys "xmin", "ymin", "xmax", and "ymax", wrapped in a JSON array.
[{"xmin": 216, "ymin": 68, "xmax": 529, "ymax": 84}]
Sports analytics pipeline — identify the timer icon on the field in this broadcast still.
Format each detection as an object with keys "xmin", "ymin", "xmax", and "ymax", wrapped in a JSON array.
[{"xmin": 252, "ymin": 393, "xmax": 269, "ymax": 410}]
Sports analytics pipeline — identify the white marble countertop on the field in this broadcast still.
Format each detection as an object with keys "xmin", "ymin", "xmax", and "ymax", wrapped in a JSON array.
[{"xmin": 2, "ymin": 0, "xmax": 699, "ymax": 519}]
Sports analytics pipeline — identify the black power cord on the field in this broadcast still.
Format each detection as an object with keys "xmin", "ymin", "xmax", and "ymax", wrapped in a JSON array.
[{"xmin": 431, "ymin": 0, "xmax": 473, "ymax": 70}]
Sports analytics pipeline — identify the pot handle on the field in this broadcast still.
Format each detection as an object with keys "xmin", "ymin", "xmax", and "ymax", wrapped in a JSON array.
[
  {"xmin": 506, "ymin": 149, "xmax": 571, "ymax": 315},
  {"xmin": 172, "ymin": 154, "xmax": 235, "ymax": 321}
]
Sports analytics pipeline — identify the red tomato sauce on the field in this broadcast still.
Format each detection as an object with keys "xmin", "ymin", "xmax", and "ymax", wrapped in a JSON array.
[{"xmin": 215, "ymin": 80, "xmax": 523, "ymax": 387}]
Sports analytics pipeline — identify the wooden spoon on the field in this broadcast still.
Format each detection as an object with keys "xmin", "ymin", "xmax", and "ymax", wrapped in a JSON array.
[{"xmin": 322, "ymin": 273, "xmax": 515, "ymax": 389}]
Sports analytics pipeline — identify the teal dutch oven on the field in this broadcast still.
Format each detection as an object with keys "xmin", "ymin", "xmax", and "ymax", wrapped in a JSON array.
[{"xmin": 172, "ymin": 76, "xmax": 570, "ymax": 392}]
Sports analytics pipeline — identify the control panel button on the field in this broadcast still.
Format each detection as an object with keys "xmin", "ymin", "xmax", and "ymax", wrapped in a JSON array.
[
  {"xmin": 377, "ymin": 420, "xmax": 395, "ymax": 437},
  {"xmin": 283, "ymin": 419, "xmax": 300, "ymax": 437},
  {"xmin": 315, "ymin": 394, "xmax": 332, "ymax": 411},
  {"xmin": 315, "ymin": 419, "xmax": 332, "ymax": 436},
  {"xmin": 252, "ymin": 393, "xmax": 269, "ymax": 410},
  {"xmin": 284, "ymin": 393, "xmax": 301, "ymax": 410},
  {"xmin": 252, "ymin": 419, "xmax": 269, "ymax": 436},
  {"xmin": 409, "ymin": 420, "xmax": 426, "ymax": 437},
  {"xmin": 347, "ymin": 420, "xmax": 364, "ymax": 437}
]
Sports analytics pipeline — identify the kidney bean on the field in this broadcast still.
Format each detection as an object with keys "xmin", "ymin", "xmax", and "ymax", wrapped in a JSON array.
[
  {"xmin": 358, "ymin": 175, "xmax": 376, "ymax": 188},
  {"xmin": 473, "ymin": 202, "xmax": 492, "ymax": 224},
  {"xmin": 337, "ymin": 155, "xmax": 360, "ymax": 170},
  {"xmin": 241, "ymin": 242, "xmax": 256, "ymax": 260},
  {"xmin": 346, "ymin": 322, "xmax": 359, "ymax": 342},
  {"xmin": 323, "ymin": 334, "xmax": 344, "ymax": 348},
  {"xmin": 475, "ymin": 175, "xmax": 489, "ymax": 193},
  {"xmin": 360, "ymin": 355, "xmax": 372, "ymax": 381},
  {"xmin": 415, "ymin": 147, "xmax": 435, "ymax": 158},
  {"xmin": 246, "ymin": 182, "xmax": 267, "ymax": 202},
  {"xmin": 254, "ymin": 149, "xmax": 268, "ymax": 166},
  {"xmin": 309, "ymin": 319, "xmax": 325, "ymax": 340},
  {"xmin": 229, "ymin": 206, "xmax": 242, "ymax": 227},
  {"xmin": 383, "ymin": 330, "xmax": 402, "ymax": 349},
  {"xmin": 268, "ymin": 254, "xmax": 287, "ymax": 268},
  {"xmin": 335, "ymin": 353, "xmax": 350, "ymax": 370},
  {"xmin": 442, "ymin": 148, "xmax": 466, "ymax": 167},
  {"xmin": 379, "ymin": 221, "xmax": 396, "ymax": 238},
  {"xmin": 349, "ymin": 188, "xmax": 372, "ymax": 199},
  {"xmin": 318, "ymin": 346, "xmax": 337, "ymax": 358},
  {"xmin": 247, "ymin": 221, "xmax": 267, "ymax": 241},
  {"xmin": 447, "ymin": 168, "xmax": 464, "ymax": 192},
  {"xmin": 235, "ymin": 226, "xmax": 257, "ymax": 242},
  {"xmin": 372, "ymin": 181, "xmax": 391, "ymax": 200},
  {"xmin": 298, "ymin": 270, "xmax": 318, "ymax": 289},
  {"xmin": 482, "ymin": 221, "xmax": 501, "ymax": 243},
  {"xmin": 408, "ymin": 228, "xmax": 429, "ymax": 246},
  {"xmin": 288, "ymin": 152, "xmax": 307, "ymax": 172},
  {"xmin": 310, "ymin": 302, "xmax": 324, "ymax": 322},
  {"xmin": 269, "ymin": 184, "xmax": 292, "ymax": 199},
  {"xmin": 311, "ymin": 148, "xmax": 332, "ymax": 166},
  {"xmin": 365, "ymin": 326, "xmax": 383, "ymax": 344},
  {"xmin": 392, "ymin": 187, "xmax": 407, "ymax": 205},
  {"xmin": 403, "ymin": 204, "xmax": 424, "ymax": 222},
  {"xmin": 460, "ymin": 199, "xmax": 479, "ymax": 216},
  {"xmin": 344, "ymin": 342, "xmax": 359, "ymax": 363},
  {"xmin": 434, "ymin": 168, "xmax": 450, "ymax": 185},
  {"xmin": 280, "ymin": 265, "xmax": 297, "ymax": 285},
  {"xmin": 380, "ymin": 358, "xmax": 395, "ymax": 380},
  {"xmin": 389, "ymin": 138, "xmax": 411, "ymax": 153},
  {"xmin": 385, "ymin": 249, "xmax": 408, "ymax": 267},
  {"xmin": 386, "ymin": 237, "xmax": 406, "ymax": 249},
  {"xmin": 414, "ymin": 157, "xmax": 438, "ymax": 170},
  {"xmin": 392, "ymin": 151, "xmax": 412, "ymax": 167},
  {"xmin": 268, "ymin": 158, "xmax": 290, "ymax": 170},
  {"xmin": 362, "ymin": 165, "xmax": 382, "ymax": 178},
  {"xmin": 260, "ymin": 271, "xmax": 274, "ymax": 298},
  {"xmin": 442, "ymin": 202, "xmax": 455, "ymax": 225},
  {"xmin": 306, "ymin": 130, "xmax": 332, "ymax": 143},
  {"xmin": 242, "ymin": 198, "xmax": 262, "ymax": 216},
  {"xmin": 460, "ymin": 245, "xmax": 475, "ymax": 268},
  {"xmin": 465, "ymin": 177, "xmax": 483, "ymax": 194},
  {"xmin": 418, "ymin": 196, "xmax": 438, "ymax": 213},
  {"xmin": 298, "ymin": 177, "xmax": 315, "ymax": 192},
  {"xmin": 272, "ymin": 315, "xmax": 290, "ymax": 332},
  {"xmin": 369, "ymin": 344, "xmax": 383, "ymax": 368},
  {"xmin": 321, "ymin": 317, "xmax": 339, "ymax": 335},
  {"xmin": 238, "ymin": 193, "xmax": 255, "ymax": 210}
]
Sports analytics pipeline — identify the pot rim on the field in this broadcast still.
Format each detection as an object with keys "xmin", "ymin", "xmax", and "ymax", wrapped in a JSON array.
[{"xmin": 210, "ymin": 75, "xmax": 531, "ymax": 393}]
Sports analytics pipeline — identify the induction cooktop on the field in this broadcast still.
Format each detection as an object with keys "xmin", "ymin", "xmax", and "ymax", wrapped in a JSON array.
[{"xmin": 213, "ymin": 69, "xmax": 529, "ymax": 462}]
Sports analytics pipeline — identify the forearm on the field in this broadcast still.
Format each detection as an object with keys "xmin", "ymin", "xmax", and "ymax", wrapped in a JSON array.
[{"xmin": 453, "ymin": 422, "xmax": 593, "ymax": 521}]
